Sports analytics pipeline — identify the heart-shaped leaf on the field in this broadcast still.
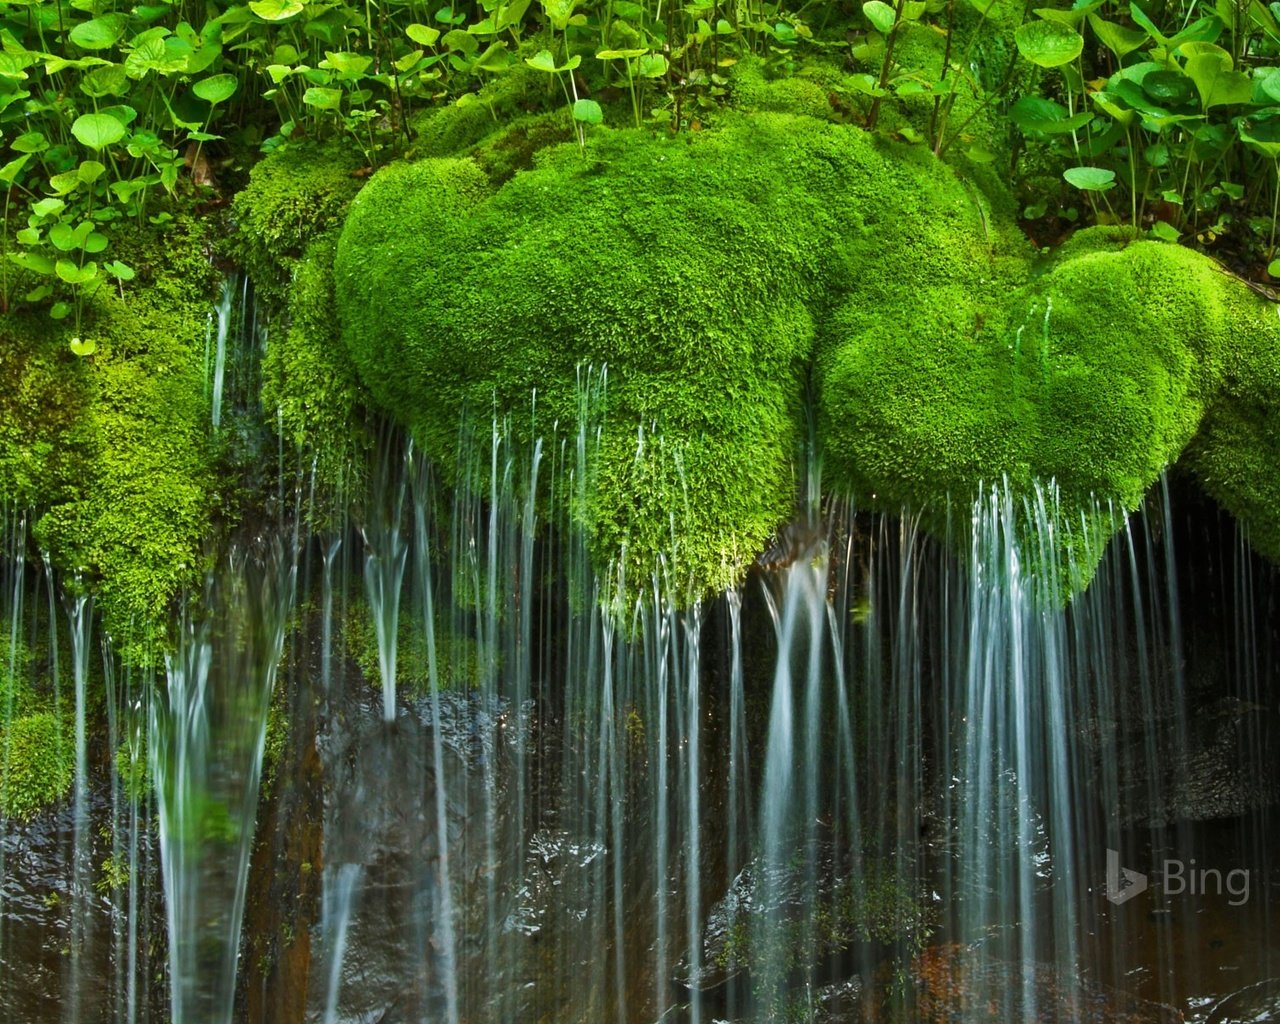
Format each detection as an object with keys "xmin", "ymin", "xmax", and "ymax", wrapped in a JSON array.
[
  {"xmin": 1088, "ymin": 14, "xmax": 1148, "ymax": 57},
  {"xmin": 71, "ymin": 112, "xmax": 126, "ymax": 149},
  {"xmin": 69, "ymin": 336, "xmax": 97, "ymax": 357}
]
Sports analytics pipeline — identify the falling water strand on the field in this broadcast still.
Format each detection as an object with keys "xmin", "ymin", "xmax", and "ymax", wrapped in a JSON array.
[{"xmin": 64, "ymin": 588, "xmax": 93, "ymax": 1024}]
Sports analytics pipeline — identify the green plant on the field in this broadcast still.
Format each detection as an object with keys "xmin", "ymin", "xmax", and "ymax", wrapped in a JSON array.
[{"xmin": 0, "ymin": 713, "xmax": 73, "ymax": 821}]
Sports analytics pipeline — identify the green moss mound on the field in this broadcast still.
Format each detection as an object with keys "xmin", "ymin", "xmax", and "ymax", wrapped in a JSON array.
[
  {"xmin": 336, "ymin": 112, "xmax": 1022, "ymax": 596},
  {"xmin": 0, "ymin": 712, "xmax": 72, "ymax": 821},
  {"xmin": 818, "ymin": 227, "xmax": 1280, "ymax": 587},
  {"xmin": 0, "ymin": 220, "xmax": 221, "ymax": 662},
  {"xmin": 337, "ymin": 108, "xmax": 1280, "ymax": 597}
]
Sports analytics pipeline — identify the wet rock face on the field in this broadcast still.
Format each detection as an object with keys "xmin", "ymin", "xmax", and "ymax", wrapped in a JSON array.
[{"xmin": 1205, "ymin": 978, "xmax": 1280, "ymax": 1023}]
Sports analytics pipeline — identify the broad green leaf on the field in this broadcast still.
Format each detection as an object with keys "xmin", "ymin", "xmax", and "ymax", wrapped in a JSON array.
[
  {"xmin": 70, "ymin": 13, "xmax": 128, "ymax": 50},
  {"xmin": 11, "ymin": 131, "xmax": 47, "ymax": 153},
  {"xmin": 1092, "ymin": 90, "xmax": 1136, "ymax": 125},
  {"xmin": 1254, "ymin": 66, "xmax": 1280, "ymax": 104},
  {"xmin": 597, "ymin": 47, "xmax": 648, "ymax": 58},
  {"xmin": 8, "ymin": 251, "xmax": 54, "ymax": 275},
  {"xmin": 15, "ymin": 228, "xmax": 39, "ymax": 245},
  {"xmin": 48, "ymin": 223, "xmax": 77, "ymax": 251},
  {"xmin": 265, "ymin": 63, "xmax": 297, "ymax": 84},
  {"xmin": 0, "ymin": 155, "xmax": 30, "ymax": 182},
  {"xmin": 71, "ymin": 112, "xmax": 126, "ymax": 149},
  {"xmin": 249, "ymin": 0, "xmax": 304, "ymax": 20},
  {"xmin": 1010, "ymin": 95, "xmax": 1094, "ymax": 132},
  {"xmin": 104, "ymin": 260, "xmax": 135, "ymax": 280},
  {"xmin": 474, "ymin": 41, "xmax": 511, "ymax": 71},
  {"xmin": 635, "ymin": 51, "xmax": 667, "ymax": 77},
  {"xmin": 863, "ymin": 0, "xmax": 897, "ymax": 33},
  {"xmin": 442, "ymin": 29, "xmax": 478, "ymax": 53},
  {"xmin": 1150, "ymin": 220, "xmax": 1181, "ymax": 241},
  {"xmin": 77, "ymin": 159, "xmax": 106, "ymax": 183},
  {"xmin": 406, "ymin": 23, "xmax": 441, "ymax": 46},
  {"xmin": 31, "ymin": 198, "xmax": 66, "ymax": 218},
  {"xmin": 1183, "ymin": 43, "xmax": 1253, "ymax": 108},
  {"xmin": 1034, "ymin": 0, "xmax": 1103, "ymax": 25},
  {"xmin": 194, "ymin": 72, "xmax": 237, "ymax": 103},
  {"xmin": 1015, "ymin": 20, "xmax": 1084, "ymax": 67},
  {"xmin": 524, "ymin": 48, "xmax": 579, "ymax": 72},
  {"xmin": 80, "ymin": 62, "xmax": 128, "ymax": 97},
  {"xmin": 69, "ymin": 336, "xmax": 97, "ymax": 357},
  {"xmin": 1239, "ymin": 112, "xmax": 1280, "ymax": 157},
  {"xmin": 1088, "ymin": 14, "xmax": 1148, "ymax": 56},
  {"xmin": 50, "ymin": 303, "xmax": 71, "ymax": 320},
  {"xmin": 1063, "ymin": 165, "xmax": 1117, "ymax": 190},
  {"xmin": 48, "ymin": 171, "xmax": 84, "ymax": 195},
  {"xmin": 56, "ymin": 259, "xmax": 98, "ymax": 285},
  {"xmin": 84, "ymin": 232, "xmax": 108, "ymax": 254},
  {"xmin": 1143, "ymin": 69, "xmax": 1195, "ymax": 105},
  {"xmin": 323, "ymin": 51, "xmax": 373, "ymax": 75},
  {"xmin": 573, "ymin": 97, "xmax": 602, "ymax": 123},
  {"xmin": 302, "ymin": 86, "xmax": 342, "ymax": 109},
  {"xmin": 540, "ymin": 0, "xmax": 580, "ymax": 30}
]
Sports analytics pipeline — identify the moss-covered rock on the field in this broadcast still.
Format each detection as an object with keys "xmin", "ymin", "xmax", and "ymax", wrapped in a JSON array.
[
  {"xmin": 336, "ymin": 102, "xmax": 1280, "ymax": 597},
  {"xmin": 336, "ymin": 112, "xmax": 1021, "ymax": 597},
  {"xmin": 0, "ymin": 219, "xmax": 221, "ymax": 662},
  {"xmin": 0, "ymin": 712, "xmax": 73, "ymax": 821},
  {"xmin": 819, "ymin": 227, "xmax": 1280, "ymax": 587}
]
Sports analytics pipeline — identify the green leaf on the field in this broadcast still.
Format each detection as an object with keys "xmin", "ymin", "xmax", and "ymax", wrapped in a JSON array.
[
  {"xmin": 1269, "ymin": 258, "xmax": 1280, "ymax": 277},
  {"xmin": 104, "ymin": 259, "xmax": 135, "ymax": 280},
  {"xmin": 56, "ymin": 259, "xmax": 99, "ymax": 285},
  {"xmin": 525, "ymin": 48, "xmax": 580, "ymax": 72},
  {"xmin": 540, "ymin": 0, "xmax": 580, "ymax": 31},
  {"xmin": 1142, "ymin": 68, "xmax": 1195, "ymax": 105},
  {"xmin": 31, "ymin": 198, "xmax": 66, "ymax": 219},
  {"xmin": 1034, "ymin": 0, "xmax": 1103, "ymax": 24},
  {"xmin": 635, "ymin": 52, "xmax": 667, "ymax": 77},
  {"xmin": 1149, "ymin": 220, "xmax": 1180, "ymax": 241},
  {"xmin": 1063, "ymin": 165, "xmax": 1117, "ymax": 190},
  {"xmin": 77, "ymin": 160, "xmax": 106, "ymax": 183},
  {"xmin": 83, "ymin": 232, "xmax": 108, "ymax": 254},
  {"xmin": 406, "ymin": 23, "xmax": 442, "ymax": 46},
  {"xmin": 597, "ymin": 47, "xmax": 648, "ymax": 59},
  {"xmin": 69, "ymin": 336, "xmax": 97, "ymax": 357},
  {"xmin": 1016, "ymin": 20, "xmax": 1084, "ymax": 66},
  {"xmin": 11, "ymin": 131, "xmax": 47, "ymax": 154},
  {"xmin": 573, "ymin": 97, "xmax": 602, "ymax": 124},
  {"xmin": 71, "ymin": 112, "xmax": 127, "ymax": 149},
  {"xmin": 70, "ymin": 14, "xmax": 128, "ymax": 50},
  {"xmin": 80, "ymin": 62, "xmax": 128, "ymax": 98},
  {"xmin": 1009, "ymin": 95, "xmax": 1093, "ymax": 133},
  {"xmin": 48, "ymin": 223, "xmax": 78, "ymax": 251},
  {"xmin": 48, "ymin": 171, "xmax": 85, "ymax": 195},
  {"xmin": 8, "ymin": 251, "xmax": 54, "ymax": 275},
  {"xmin": 1088, "ymin": 14, "xmax": 1148, "ymax": 57},
  {"xmin": 863, "ymin": 0, "xmax": 897, "ymax": 33},
  {"xmin": 249, "ymin": 0, "xmax": 305, "ymax": 20},
  {"xmin": 194, "ymin": 72, "xmax": 237, "ymax": 103},
  {"xmin": 50, "ymin": 302, "xmax": 71, "ymax": 320},
  {"xmin": 442, "ymin": 29, "xmax": 478, "ymax": 54},
  {"xmin": 1239, "ymin": 112, "xmax": 1280, "ymax": 157},
  {"xmin": 1182, "ymin": 43, "xmax": 1253, "ymax": 108},
  {"xmin": 302, "ymin": 86, "xmax": 342, "ymax": 109},
  {"xmin": 15, "ymin": 228, "xmax": 39, "ymax": 246},
  {"xmin": 474, "ymin": 41, "xmax": 511, "ymax": 72},
  {"xmin": 323, "ymin": 51, "xmax": 373, "ymax": 75}
]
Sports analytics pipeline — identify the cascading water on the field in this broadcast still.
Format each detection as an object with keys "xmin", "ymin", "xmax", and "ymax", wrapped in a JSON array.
[{"xmin": 1, "ymin": 373, "xmax": 1277, "ymax": 1023}]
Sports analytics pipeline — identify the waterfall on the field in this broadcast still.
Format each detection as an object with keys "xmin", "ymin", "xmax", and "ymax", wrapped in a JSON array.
[
  {"xmin": 150, "ymin": 540, "xmax": 296, "ymax": 1024},
  {"xmin": 2, "ymin": 380, "xmax": 1278, "ymax": 1023}
]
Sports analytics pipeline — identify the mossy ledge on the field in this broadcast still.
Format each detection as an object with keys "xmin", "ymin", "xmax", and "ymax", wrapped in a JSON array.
[
  {"xmin": 335, "ymin": 111, "xmax": 1280, "ymax": 598},
  {"xmin": 0, "ymin": 219, "xmax": 222, "ymax": 663}
]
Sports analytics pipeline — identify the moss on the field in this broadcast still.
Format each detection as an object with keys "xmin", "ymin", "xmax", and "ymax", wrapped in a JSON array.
[
  {"xmin": 260, "ymin": 233, "xmax": 371, "ymax": 511},
  {"xmin": 343, "ymin": 599, "xmax": 481, "ymax": 695},
  {"xmin": 819, "ymin": 228, "xmax": 1280, "ymax": 588},
  {"xmin": 1, "ymin": 219, "xmax": 221, "ymax": 663},
  {"xmin": 231, "ymin": 142, "xmax": 365, "ymax": 304},
  {"xmin": 337, "ymin": 103, "xmax": 1280, "ymax": 598},
  {"xmin": 0, "ymin": 712, "xmax": 72, "ymax": 821},
  {"xmin": 337, "ymin": 116, "xmax": 853, "ymax": 596}
]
